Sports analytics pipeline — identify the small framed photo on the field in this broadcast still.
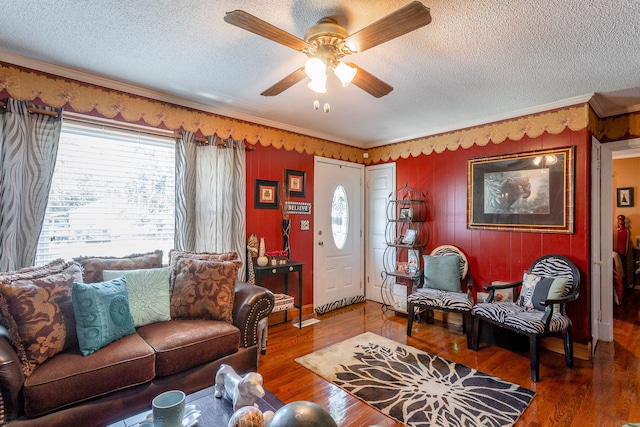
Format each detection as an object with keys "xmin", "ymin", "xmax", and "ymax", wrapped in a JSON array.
[
  {"xmin": 398, "ymin": 207, "xmax": 413, "ymax": 220},
  {"xmin": 402, "ymin": 229, "xmax": 417, "ymax": 245},
  {"xmin": 254, "ymin": 179, "xmax": 279, "ymax": 209},
  {"xmin": 617, "ymin": 187, "xmax": 634, "ymax": 207},
  {"xmin": 285, "ymin": 169, "xmax": 306, "ymax": 198}
]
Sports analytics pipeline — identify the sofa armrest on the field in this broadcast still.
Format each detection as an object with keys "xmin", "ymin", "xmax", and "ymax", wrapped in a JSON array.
[
  {"xmin": 0, "ymin": 326, "xmax": 25, "ymax": 423},
  {"xmin": 233, "ymin": 282, "xmax": 274, "ymax": 348}
]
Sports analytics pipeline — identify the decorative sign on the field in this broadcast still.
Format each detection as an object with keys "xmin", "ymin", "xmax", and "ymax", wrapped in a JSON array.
[{"xmin": 286, "ymin": 201, "xmax": 312, "ymax": 215}]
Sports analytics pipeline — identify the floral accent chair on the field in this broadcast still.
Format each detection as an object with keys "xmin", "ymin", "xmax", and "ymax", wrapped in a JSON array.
[
  {"xmin": 407, "ymin": 245, "xmax": 473, "ymax": 347},
  {"xmin": 471, "ymin": 254, "xmax": 581, "ymax": 382}
]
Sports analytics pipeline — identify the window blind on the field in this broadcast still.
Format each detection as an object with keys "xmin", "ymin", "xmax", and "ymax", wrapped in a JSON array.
[{"xmin": 36, "ymin": 121, "xmax": 175, "ymax": 265}]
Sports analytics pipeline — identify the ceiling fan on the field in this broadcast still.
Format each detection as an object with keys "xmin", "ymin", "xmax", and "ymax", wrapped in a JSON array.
[{"xmin": 224, "ymin": 1, "xmax": 432, "ymax": 99}]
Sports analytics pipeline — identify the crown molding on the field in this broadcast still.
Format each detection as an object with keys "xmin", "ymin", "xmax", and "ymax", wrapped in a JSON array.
[
  {"xmin": 589, "ymin": 93, "xmax": 640, "ymax": 118},
  {"xmin": 0, "ymin": 51, "xmax": 364, "ymax": 148},
  {"xmin": 366, "ymin": 94, "xmax": 595, "ymax": 149}
]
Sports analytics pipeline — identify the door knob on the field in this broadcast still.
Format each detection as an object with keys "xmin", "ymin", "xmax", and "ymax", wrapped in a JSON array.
[{"xmin": 318, "ymin": 240, "xmax": 324, "ymax": 246}]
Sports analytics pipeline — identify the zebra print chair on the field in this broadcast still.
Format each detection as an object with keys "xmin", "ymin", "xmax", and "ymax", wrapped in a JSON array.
[
  {"xmin": 407, "ymin": 245, "xmax": 473, "ymax": 347},
  {"xmin": 471, "ymin": 254, "xmax": 580, "ymax": 382}
]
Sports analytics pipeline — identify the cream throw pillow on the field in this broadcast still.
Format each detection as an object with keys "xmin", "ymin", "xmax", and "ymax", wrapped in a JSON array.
[{"xmin": 103, "ymin": 267, "xmax": 171, "ymax": 327}]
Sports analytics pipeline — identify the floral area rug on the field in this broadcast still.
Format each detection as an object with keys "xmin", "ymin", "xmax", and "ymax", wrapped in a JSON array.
[{"xmin": 295, "ymin": 332, "xmax": 535, "ymax": 427}]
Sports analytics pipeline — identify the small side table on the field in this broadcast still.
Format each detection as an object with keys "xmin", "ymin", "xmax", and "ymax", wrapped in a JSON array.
[
  {"xmin": 254, "ymin": 261, "xmax": 303, "ymax": 355},
  {"xmin": 253, "ymin": 261, "xmax": 303, "ymax": 326}
]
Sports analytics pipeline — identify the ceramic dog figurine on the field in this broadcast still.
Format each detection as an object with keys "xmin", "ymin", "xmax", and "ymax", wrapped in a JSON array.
[{"xmin": 215, "ymin": 364, "xmax": 265, "ymax": 411}]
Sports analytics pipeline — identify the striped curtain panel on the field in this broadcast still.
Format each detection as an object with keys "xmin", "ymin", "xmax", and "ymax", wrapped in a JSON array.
[
  {"xmin": 175, "ymin": 132, "xmax": 247, "ymax": 279},
  {"xmin": 0, "ymin": 99, "xmax": 62, "ymax": 270}
]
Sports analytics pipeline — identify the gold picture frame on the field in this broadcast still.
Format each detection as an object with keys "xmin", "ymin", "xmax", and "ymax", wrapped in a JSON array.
[{"xmin": 467, "ymin": 146, "xmax": 575, "ymax": 233}]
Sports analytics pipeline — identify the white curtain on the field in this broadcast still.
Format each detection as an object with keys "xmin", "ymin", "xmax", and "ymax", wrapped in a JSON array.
[
  {"xmin": 0, "ymin": 99, "xmax": 62, "ymax": 270},
  {"xmin": 175, "ymin": 132, "xmax": 247, "ymax": 279}
]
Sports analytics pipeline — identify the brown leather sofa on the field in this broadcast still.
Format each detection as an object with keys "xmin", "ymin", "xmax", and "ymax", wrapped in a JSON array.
[{"xmin": 0, "ymin": 282, "xmax": 274, "ymax": 427}]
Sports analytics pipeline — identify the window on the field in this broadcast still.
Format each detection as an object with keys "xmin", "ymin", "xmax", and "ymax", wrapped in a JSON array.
[
  {"xmin": 331, "ymin": 185, "xmax": 349, "ymax": 250},
  {"xmin": 36, "ymin": 121, "xmax": 175, "ymax": 265}
]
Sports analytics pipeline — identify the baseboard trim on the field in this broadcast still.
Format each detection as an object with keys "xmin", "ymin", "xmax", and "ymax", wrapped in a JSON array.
[{"xmin": 541, "ymin": 337, "xmax": 592, "ymax": 361}]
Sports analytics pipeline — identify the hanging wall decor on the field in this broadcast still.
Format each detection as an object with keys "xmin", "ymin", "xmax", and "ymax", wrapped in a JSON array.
[
  {"xmin": 254, "ymin": 179, "xmax": 279, "ymax": 209},
  {"xmin": 285, "ymin": 169, "xmax": 306, "ymax": 198},
  {"xmin": 617, "ymin": 188, "xmax": 634, "ymax": 207},
  {"xmin": 467, "ymin": 146, "xmax": 575, "ymax": 233}
]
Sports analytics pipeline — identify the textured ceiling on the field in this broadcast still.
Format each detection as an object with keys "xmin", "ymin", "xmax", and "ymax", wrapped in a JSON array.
[{"xmin": 1, "ymin": 0, "xmax": 639, "ymax": 147}]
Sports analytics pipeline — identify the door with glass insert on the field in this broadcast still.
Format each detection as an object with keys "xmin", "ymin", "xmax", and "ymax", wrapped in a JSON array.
[{"xmin": 313, "ymin": 157, "xmax": 364, "ymax": 310}]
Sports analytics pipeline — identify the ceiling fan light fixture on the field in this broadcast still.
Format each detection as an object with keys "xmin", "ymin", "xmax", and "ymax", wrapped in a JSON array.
[
  {"xmin": 305, "ymin": 57, "xmax": 326, "ymax": 80},
  {"xmin": 334, "ymin": 62, "xmax": 357, "ymax": 87},
  {"xmin": 308, "ymin": 74, "xmax": 327, "ymax": 93}
]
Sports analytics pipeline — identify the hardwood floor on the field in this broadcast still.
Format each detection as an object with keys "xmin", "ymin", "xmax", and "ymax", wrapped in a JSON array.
[{"xmin": 258, "ymin": 288, "xmax": 640, "ymax": 426}]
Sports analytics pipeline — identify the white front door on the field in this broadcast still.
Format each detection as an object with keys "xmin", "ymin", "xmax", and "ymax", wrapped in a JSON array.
[
  {"xmin": 365, "ymin": 163, "xmax": 395, "ymax": 303},
  {"xmin": 313, "ymin": 156, "xmax": 364, "ymax": 309}
]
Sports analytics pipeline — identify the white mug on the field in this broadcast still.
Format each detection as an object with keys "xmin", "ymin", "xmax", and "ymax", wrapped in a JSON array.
[{"xmin": 152, "ymin": 390, "xmax": 186, "ymax": 427}]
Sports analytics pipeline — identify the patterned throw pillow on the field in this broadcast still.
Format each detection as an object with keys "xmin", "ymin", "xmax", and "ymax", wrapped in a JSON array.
[
  {"xmin": 518, "ymin": 271, "xmax": 542, "ymax": 308},
  {"xmin": 423, "ymin": 255, "xmax": 462, "ymax": 292},
  {"xmin": 168, "ymin": 250, "xmax": 239, "ymax": 293},
  {"xmin": 0, "ymin": 261, "xmax": 82, "ymax": 377},
  {"xmin": 103, "ymin": 267, "xmax": 171, "ymax": 327},
  {"xmin": 170, "ymin": 258, "xmax": 240, "ymax": 323},
  {"xmin": 0, "ymin": 259, "xmax": 68, "ymax": 282},
  {"xmin": 518, "ymin": 271, "xmax": 569, "ymax": 313},
  {"xmin": 74, "ymin": 250, "xmax": 163, "ymax": 283},
  {"xmin": 72, "ymin": 277, "xmax": 136, "ymax": 356}
]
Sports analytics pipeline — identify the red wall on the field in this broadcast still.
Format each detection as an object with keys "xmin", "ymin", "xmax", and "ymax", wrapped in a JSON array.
[
  {"xmin": 246, "ymin": 145, "xmax": 315, "ymax": 305},
  {"xmin": 247, "ymin": 128, "xmax": 592, "ymax": 343},
  {"xmin": 394, "ymin": 127, "xmax": 591, "ymax": 343}
]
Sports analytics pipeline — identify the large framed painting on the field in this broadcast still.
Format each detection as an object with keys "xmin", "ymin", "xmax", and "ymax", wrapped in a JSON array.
[
  {"xmin": 467, "ymin": 146, "xmax": 575, "ymax": 233},
  {"xmin": 254, "ymin": 179, "xmax": 279, "ymax": 209}
]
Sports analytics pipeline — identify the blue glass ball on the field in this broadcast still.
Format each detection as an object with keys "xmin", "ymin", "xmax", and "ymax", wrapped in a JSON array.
[{"xmin": 266, "ymin": 401, "xmax": 337, "ymax": 427}]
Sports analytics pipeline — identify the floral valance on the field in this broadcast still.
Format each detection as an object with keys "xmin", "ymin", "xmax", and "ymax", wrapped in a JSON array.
[{"xmin": 4, "ymin": 61, "xmax": 635, "ymax": 164}]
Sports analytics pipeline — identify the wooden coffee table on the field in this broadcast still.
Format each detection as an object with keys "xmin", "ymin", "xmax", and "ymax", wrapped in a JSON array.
[{"xmin": 108, "ymin": 385, "xmax": 284, "ymax": 426}]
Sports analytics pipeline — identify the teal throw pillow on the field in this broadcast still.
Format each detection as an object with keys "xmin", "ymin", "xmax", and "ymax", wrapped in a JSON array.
[
  {"xmin": 103, "ymin": 267, "xmax": 171, "ymax": 327},
  {"xmin": 72, "ymin": 278, "xmax": 135, "ymax": 356},
  {"xmin": 423, "ymin": 255, "xmax": 461, "ymax": 292}
]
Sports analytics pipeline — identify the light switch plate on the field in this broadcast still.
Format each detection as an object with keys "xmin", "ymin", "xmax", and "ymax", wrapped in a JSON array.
[{"xmin": 300, "ymin": 220, "xmax": 310, "ymax": 230}]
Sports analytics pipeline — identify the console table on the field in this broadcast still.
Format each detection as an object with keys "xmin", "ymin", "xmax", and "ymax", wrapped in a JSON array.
[{"xmin": 254, "ymin": 261, "xmax": 303, "ymax": 327}]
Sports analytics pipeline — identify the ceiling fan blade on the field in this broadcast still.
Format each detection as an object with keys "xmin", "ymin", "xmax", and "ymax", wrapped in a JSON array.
[
  {"xmin": 346, "ymin": 63, "xmax": 393, "ymax": 98},
  {"xmin": 224, "ymin": 10, "xmax": 311, "ymax": 51},
  {"xmin": 261, "ymin": 67, "xmax": 307, "ymax": 96},
  {"xmin": 345, "ymin": 1, "xmax": 432, "ymax": 53}
]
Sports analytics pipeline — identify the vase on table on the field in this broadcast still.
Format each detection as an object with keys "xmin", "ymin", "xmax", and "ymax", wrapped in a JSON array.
[
  {"xmin": 257, "ymin": 237, "xmax": 268, "ymax": 267},
  {"xmin": 282, "ymin": 219, "xmax": 291, "ymax": 259}
]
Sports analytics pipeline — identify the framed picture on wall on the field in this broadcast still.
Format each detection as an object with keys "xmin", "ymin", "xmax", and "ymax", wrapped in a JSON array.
[
  {"xmin": 254, "ymin": 179, "xmax": 279, "ymax": 209},
  {"xmin": 617, "ymin": 187, "xmax": 634, "ymax": 207},
  {"xmin": 467, "ymin": 146, "xmax": 575, "ymax": 233},
  {"xmin": 285, "ymin": 169, "xmax": 306, "ymax": 198}
]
